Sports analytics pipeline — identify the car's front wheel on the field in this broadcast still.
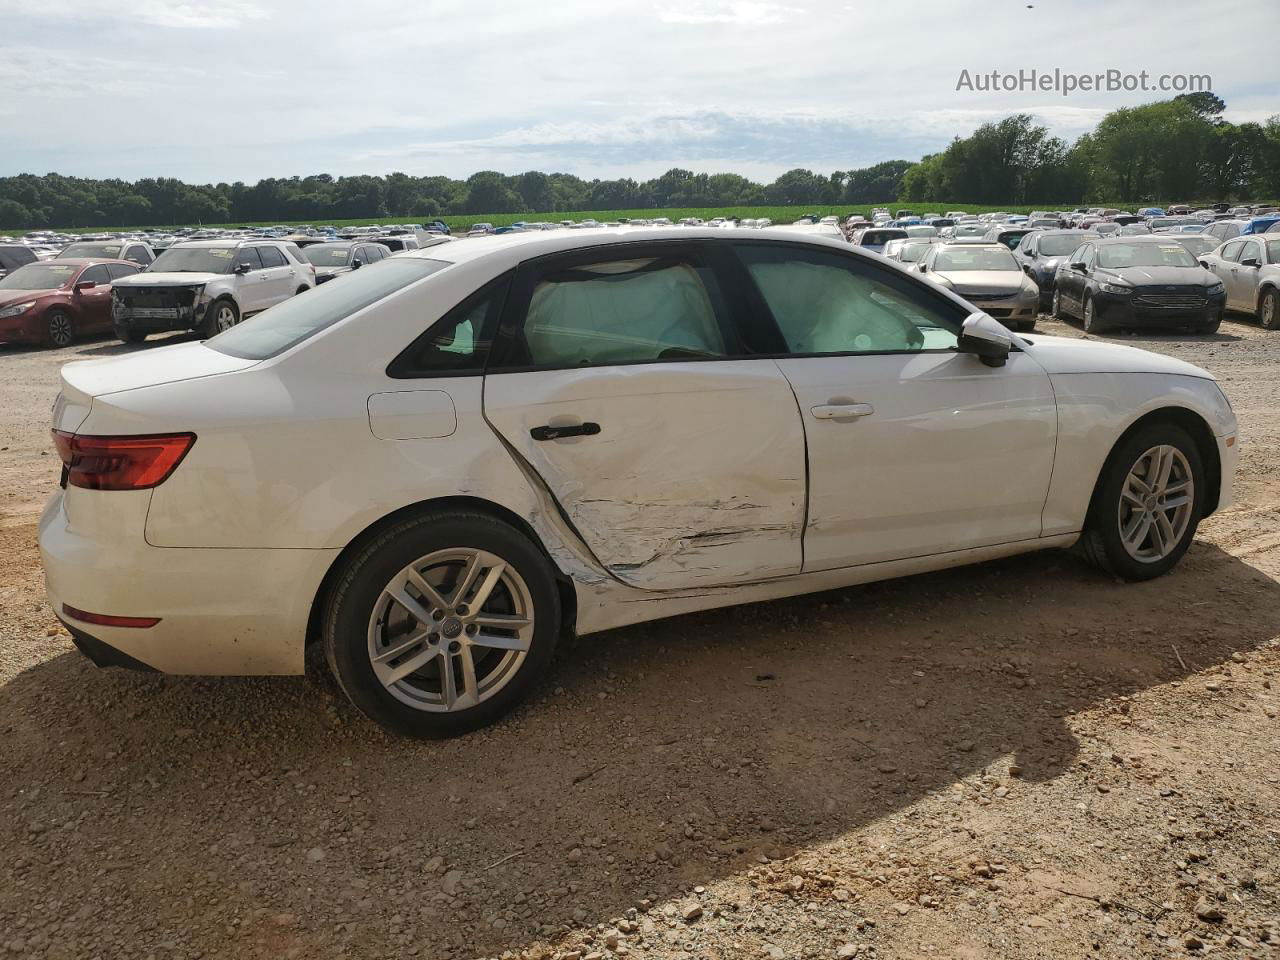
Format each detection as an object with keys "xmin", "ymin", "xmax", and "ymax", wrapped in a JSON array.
[
  {"xmin": 1081, "ymin": 295, "xmax": 1107, "ymax": 334},
  {"xmin": 323, "ymin": 509, "xmax": 561, "ymax": 738},
  {"xmin": 200, "ymin": 298, "xmax": 239, "ymax": 338},
  {"xmin": 45, "ymin": 309, "xmax": 74, "ymax": 348},
  {"xmin": 1079, "ymin": 422, "xmax": 1205, "ymax": 581},
  {"xmin": 1051, "ymin": 286, "xmax": 1067, "ymax": 320}
]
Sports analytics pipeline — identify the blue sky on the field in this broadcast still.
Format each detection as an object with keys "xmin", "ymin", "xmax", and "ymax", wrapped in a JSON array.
[{"xmin": 1, "ymin": 0, "xmax": 1274, "ymax": 184}]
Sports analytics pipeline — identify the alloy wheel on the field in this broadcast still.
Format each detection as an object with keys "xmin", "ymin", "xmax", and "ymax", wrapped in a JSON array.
[
  {"xmin": 367, "ymin": 548, "xmax": 534, "ymax": 712},
  {"xmin": 48, "ymin": 311, "xmax": 73, "ymax": 347},
  {"xmin": 214, "ymin": 303, "xmax": 238, "ymax": 332},
  {"xmin": 1117, "ymin": 444, "xmax": 1195, "ymax": 563}
]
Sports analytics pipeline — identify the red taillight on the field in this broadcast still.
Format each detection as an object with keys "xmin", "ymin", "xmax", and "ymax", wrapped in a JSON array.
[
  {"xmin": 52, "ymin": 430, "xmax": 195, "ymax": 491},
  {"xmin": 62, "ymin": 604, "xmax": 160, "ymax": 629}
]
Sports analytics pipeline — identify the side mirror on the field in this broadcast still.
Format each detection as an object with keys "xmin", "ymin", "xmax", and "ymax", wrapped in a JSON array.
[
  {"xmin": 1070, "ymin": 260, "xmax": 1087, "ymax": 272},
  {"xmin": 73, "ymin": 280, "xmax": 96, "ymax": 292},
  {"xmin": 351, "ymin": 259, "xmax": 363, "ymax": 269},
  {"xmin": 1241, "ymin": 256, "xmax": 1261, "ymax": 268},
  {"xmin": 1199, "ymin": 259, "xmax": 1211, "ymax": 269},
  {"xmin": 917, "ymin": 262, "xmax": 928, "ymax": 272},
  {"xmin": 1022, "ymin": 263, "xmax": 1032, "ymax": 274},
  {"xmin": 233, "ymin": 262, "xmax": 252, "ymax": 275},
  {"xmin": 957, "ymin": 312, "xmax": 1012, "ymax": 368}
]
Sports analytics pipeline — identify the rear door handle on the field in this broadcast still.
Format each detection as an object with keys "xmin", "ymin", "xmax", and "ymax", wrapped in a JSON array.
[
  {"xmin": 811, "ymin": 403, "xmax": 874, "ymax": 420},
  {"xmin": 530, "ymin": 422, "xmax": 601, "ymax": 441}
]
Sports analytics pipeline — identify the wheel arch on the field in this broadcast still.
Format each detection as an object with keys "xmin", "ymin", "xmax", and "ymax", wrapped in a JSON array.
[
  {"xmin": 1085, "ymin": 406, "xmax": 1223, "ymax": 528},
  {"xmin": 304, "ymin": 495, "xmax": 578, "ymax": 648}
]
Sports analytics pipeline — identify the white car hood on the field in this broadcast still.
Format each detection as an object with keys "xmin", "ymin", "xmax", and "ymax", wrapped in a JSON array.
[
  {"xmin": 1023, "ymin": 334, "xmax": 1214, "ymax": 380},
  {"xmin": 113, "ymin": 272, "xmax": 222, "ymax": 287}
]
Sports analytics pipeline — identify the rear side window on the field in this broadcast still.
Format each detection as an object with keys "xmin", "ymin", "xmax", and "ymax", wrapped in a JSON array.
[
  {"xmin": 734, "ymin": 243, "xmax": 965, "ymax": 355},
  {"xmin": 501, "ymin": 254, "xmax": 731, "ymax": 368},
  {"xmin": 207, "ymin": 258, "xmax": 450, "ymax": 360},
  {"xmin": 258, "ymin": 246, "xmax": 287, "ymax": 268},
  {"xmin": 388, "ymin": 272, "xmax": 512, "ymax": 378}
]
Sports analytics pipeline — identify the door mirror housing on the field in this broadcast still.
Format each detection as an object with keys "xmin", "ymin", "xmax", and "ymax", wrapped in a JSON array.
[
  {"xmin": 916, "ymin": 261, "xmax": 928, "ymax": 272},
  {"xmin": 233, "ymin": 262, "xmax": 252, "ymax": 275},
  {"xmin": 1070, "ymin": 260, "xmax": 1087, "ymax": 272},
  {"xmin": 957, "ymin": 312, "xmax": 1012, "ymax": 368},
  {"xmin": 73, "ymin": 280, "xmax": 96, "ymax": 292},
  {"xmin": 1199, "ymin": 259, "xmax": 1211, "ymax": 269},
  {"xmin": 351, "ymin": 258, "xmax": 363, "ymax": 269},
  {"xmin": 1240, "ymin": 256, "xmax": 1261, "ymax": 268}
]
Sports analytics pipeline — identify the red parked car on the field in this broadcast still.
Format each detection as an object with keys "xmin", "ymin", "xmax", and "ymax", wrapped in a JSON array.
[{"xmin": 0, "ymin": 258, "xmax": 141, "ymax": 348}]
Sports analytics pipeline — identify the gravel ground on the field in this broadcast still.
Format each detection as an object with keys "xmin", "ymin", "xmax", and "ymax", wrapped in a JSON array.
[{"xmin": 1, "ymin": 314, "xmax": 1279, "ymax": 960}]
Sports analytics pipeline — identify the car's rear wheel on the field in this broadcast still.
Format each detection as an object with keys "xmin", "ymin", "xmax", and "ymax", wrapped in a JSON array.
[
  {"xmin": 1260, "ymin": 289, "xmax": 1279, "ymax": 330},
  {"xmin": 1082, "ymin": 295, "xmax": 1106, "ymax": 334},
  {"xmin": 200, "ymin": 298, "xmax": 238, "ymax": 338},
  {"xmin": 45, "ymin": 309, "xmax": 74, "ymax": 348},
  {"xmin": 1079, "ymin": 422, "xmax": 1204, "ymax": 581},
  {"xmin": 323, "ymin": 509, "xmax": 560, "ymax": 738}
]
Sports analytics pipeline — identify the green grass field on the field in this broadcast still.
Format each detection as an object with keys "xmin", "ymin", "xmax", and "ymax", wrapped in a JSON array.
[{"xmin": 2, "ymin": 203, "xmax": 1117, "ymax": 236}]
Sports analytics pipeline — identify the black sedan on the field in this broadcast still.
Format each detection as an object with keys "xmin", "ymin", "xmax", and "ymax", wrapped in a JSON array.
[
  {"xmin": 1012, "ymin": 229, "xmax": 1086, "ymax": 311},
  {"xmin": 303, "ymin": 241, "xmax": 391, "ymax": 284},
  {"xmin": 1051, "ymin": 236, "xmax": 1226, "ymax": 335}
]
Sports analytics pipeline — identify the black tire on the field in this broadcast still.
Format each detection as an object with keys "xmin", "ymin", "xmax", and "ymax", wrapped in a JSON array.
[
  {"xmin": 1082, "ymin": 294, "xmax": 1106, "ymax": 335},
  {"xmin": 45, "ymin": 309, "xmax": 74, "ymax": 348},
  {"xmin": 1259, "ymin": 289, "xmax": 1279, "ymax": 331},
  {"xmin": 1015, "ymin": 318, "xmax": 1036, "ymax": 332},
  {"xmin": 113, "ymin": 324, "xmax": 146, "ymax": 344},
  {"xmin": 323, "ymin": 509, "xmax": 561, "ymax": 738},
  {"xmin": 1079, "ymin": 422, "xmax": 1205, "ymax": 581},
  {"xmin": 1194, "ymin": 311, "xmax": 1222, "ymax": 335},
  {"xmin": 200, "ymin": 298, "xmax": 239, "ymax": 338}
]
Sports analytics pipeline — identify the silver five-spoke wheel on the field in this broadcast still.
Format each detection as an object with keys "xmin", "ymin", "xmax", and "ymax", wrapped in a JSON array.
[
  {"xmin": 368, "ymin": 548, "xmax": 534, "ymax": 712},
  {"xmin": 1118, "ymin": 444, "xmax": 1195, "ymax": 563},
  {"xmin": 212, "ymin": 302, "xmax": 238, "ymax": 332}
]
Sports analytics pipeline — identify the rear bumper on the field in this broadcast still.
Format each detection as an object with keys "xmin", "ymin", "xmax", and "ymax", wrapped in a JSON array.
[{"xmin": 39, "ymin": 489, "xmax": 338, "ymax": 675}]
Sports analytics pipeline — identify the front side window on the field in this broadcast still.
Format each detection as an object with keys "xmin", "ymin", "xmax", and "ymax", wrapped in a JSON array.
[
  {"xmin": 506, "ymin": 255, "xmax": 731, "ymax": 368},
  {"xmin": 736, "ymin": 244, "xmax": 963, "ymax": 355},
  {"xmin": 207, "ymin": 258, "xmax": 449, "ymax": 360},
  {"xmin": 106, "ymin": 263, "xmax": 140, "ymax": 281},
  {"xmin": 236, "ymin": 247, "xmax": 264, "ymax": 271},
  {"xmin": 1219, "ymin": 240, "xmax": 1244, "ymax": 263},
  {"xmin": 79, "ymin": 265, "xmax": 112, "ymax": 285}
]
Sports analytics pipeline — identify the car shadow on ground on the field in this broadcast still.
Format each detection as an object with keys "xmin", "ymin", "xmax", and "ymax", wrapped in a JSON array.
[{"xmin": 2, "ymin": 539, "xmax": 1277, "ymax": 957}]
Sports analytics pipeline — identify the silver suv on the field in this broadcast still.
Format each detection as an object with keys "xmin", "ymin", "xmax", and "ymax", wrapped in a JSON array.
[{"xmin": 110, "ymin": 239, "xmax": 315, "ymax": 342}]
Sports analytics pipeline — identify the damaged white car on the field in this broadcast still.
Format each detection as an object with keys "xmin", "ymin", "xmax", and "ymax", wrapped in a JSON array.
[{"xmin": 41, "ymin": 229, "xmax": 1238, "ymax": 737}]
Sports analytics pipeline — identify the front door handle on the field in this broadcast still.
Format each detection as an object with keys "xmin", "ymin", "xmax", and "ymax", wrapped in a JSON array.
[
  {"xmin": 530, "ymin": 422, "xmax": 601, "ymax": 441},
  {"xmin": 811, "ymin": 403, "xmax": 874, "ymax": 420}
]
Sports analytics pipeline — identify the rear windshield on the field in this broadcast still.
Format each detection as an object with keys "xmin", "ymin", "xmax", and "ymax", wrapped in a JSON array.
[
  {"xmin": 149, "ymin": 246, "xmax": 237, "ymax": 273},
  {"xmin": 1038, "ymin": 235, "xmax": 1080, "ymax": 257},
  {"xmin": 0, "ymin": 262, "xmax": 79, "ymax": 289},
  {"xmin": 934, "ymin": 247, "xmax": 1018, "ymax": 271},
  {"xmin": 207, "ymin": 258, "xmax": 449, "ymax": 360},
  {"xmin": 1097, "ymin": 244, "xmax": 1196, "ymax": 269},
  {"xmin": 304, "ymin": 243, "xmax": 353, "ymax": 266},
  {"xmin": 60, "ymin": 242, "xmax": 126, "ymax": 259}
]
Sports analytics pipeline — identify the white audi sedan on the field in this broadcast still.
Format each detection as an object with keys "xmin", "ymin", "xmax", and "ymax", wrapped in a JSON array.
[{"xmin": 40, "ymin": 228, "xmax": 1239, "ymax": 737}]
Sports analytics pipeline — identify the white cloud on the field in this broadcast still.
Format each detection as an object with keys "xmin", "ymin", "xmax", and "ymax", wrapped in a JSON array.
[
  {"xmin": 0, "ymin": 0, "xmax": 267, "ymax": 29},
  {"xmin": 656, "ymin": 1, "xmax": 802, "ymax": 25}
]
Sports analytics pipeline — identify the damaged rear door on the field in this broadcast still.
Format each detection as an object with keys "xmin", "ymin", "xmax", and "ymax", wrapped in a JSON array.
[{"xmin": 483, "ymin": 241, "xmax": 806, "ymax": 591}]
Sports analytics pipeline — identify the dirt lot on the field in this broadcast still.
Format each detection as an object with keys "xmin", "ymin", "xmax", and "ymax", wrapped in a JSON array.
[{"xmin": 2, "ymin": 317, "xmax": 1279, "ymax": 960}]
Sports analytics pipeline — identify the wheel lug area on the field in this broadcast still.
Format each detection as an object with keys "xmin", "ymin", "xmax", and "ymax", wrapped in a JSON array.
[
  {"xmin": 456, "ymin": 604, "xmax": 469, "ymax": 616},
  {"xmin": 448, "ymin": 641, "xmax": 462, "ymax": 654},
  {"xmin": 431, "ymin": 609, "xmax": 444, "ymax": 622},
  {"xmin": 465, "ymin": 623, "xmax": 478, "ymax": 636}
]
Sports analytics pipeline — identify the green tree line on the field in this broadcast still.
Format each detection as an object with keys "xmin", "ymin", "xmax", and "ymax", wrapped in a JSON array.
[{"xmin": 2, "ymin": 94, "xmax": 1276, "ymax": 230}]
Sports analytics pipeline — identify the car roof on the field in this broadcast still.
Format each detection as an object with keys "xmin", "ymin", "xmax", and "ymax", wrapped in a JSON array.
[
  {"xmin": 403, "ymin": 226, "xmax": 860, "ymax": 268},
  {"xmin": 1091, "ymin": 235, "xmax": 1182, "ymax": 244}
]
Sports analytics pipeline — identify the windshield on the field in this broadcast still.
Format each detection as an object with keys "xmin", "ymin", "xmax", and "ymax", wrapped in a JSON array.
[
  {"xmin": 208, "ymin": 259, "xmax": 449, "ymax": 360},
  {"xmin": 0, "ymin": 262, "xmax": 78, "ymax": 290},
  {"xmin": 1037, "ymin": 235, "xmax": 1080, "ymax": 257},
  {"xmin": 304, "ymin": 243, "xmax": 353, "ymax": 267},
  {"xmin": 149, "ymin": 246, "xmax": 237, "ymax": 273},
  {"xmin": 1170, "ymin": 236, "xmax": 1217, "ymax": 257},
  {"xmin": 934, "ymin": 247, "xmax": 1018, "ymax": 271},
  {"xmin": 1097, "ymin": 243, "xmax": 1197, "ymax": 269},
  {"xmin": 59, "ymin": 242, "xmax": 127, "ymax": 259}
]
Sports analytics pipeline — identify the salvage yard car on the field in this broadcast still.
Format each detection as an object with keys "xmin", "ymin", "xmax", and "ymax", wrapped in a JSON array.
[
  {"xmin": 41, "ymin": 228, "xmax": 1238, "ymax": 738},
  {"xmin": 1051, "ymin": 236, "xmax": 1226, "ymax": 334},
  {"xmin": 916, "ymin": 242, "xmax": 1041, "ymax": 330},
  {"xmin": 1200, "ymin": 235, "xmax": 1280, "ymax": 329},
  {"xmin": 0, "ymin": 259, "xmax": 141, "ymax": 347},
  {"xmin": 110, "ymin": 239, "xmax": 315, "ymax": 342}
]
